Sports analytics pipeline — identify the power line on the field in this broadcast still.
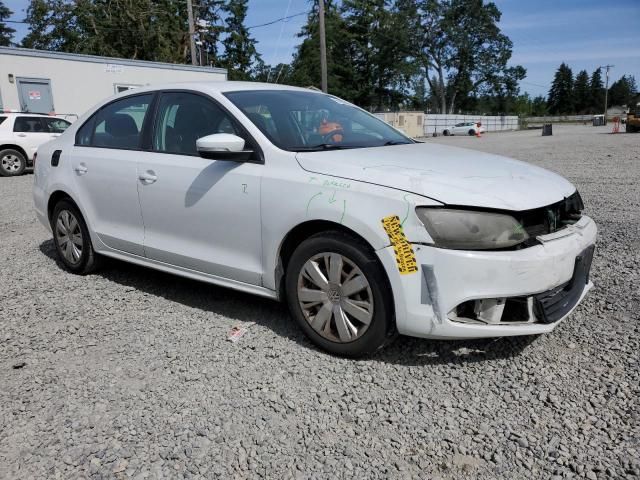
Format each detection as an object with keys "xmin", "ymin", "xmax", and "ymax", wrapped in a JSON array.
[
  {"xmin": 247, "ymin": 10, "xmax": 308, "ymax": 30},
  {"xmin": 3, "ymin": 10, "xmax": 309, "ymax": 32}
]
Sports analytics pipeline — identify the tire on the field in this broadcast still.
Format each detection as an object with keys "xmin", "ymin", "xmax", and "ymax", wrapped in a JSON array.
[
  {"xmin": 468, "ymin": 129, "xmax": 475, "ymax": 136},
  {"xmin": 285, "ymin": 231, "xmax": 395, "ymax": 357},
  {"xmin": 443, "ymin": 130, "xmax": 450, "ymax": 136},
  {"xmin": 50, "ymin": 199, "xmax": 101, "ymax": 274},
  {"xmin": 0, "ymin": 149, "xmax": 26, "ymax": 177}
]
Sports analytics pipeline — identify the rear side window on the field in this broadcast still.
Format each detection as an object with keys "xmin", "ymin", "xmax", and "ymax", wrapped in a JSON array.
[
  {"xmin": 13, "ymin": 116, "xmax": 47, "ymax": 133},
  {"xmin": 45, "ymin": 118, "xmax": 71, "ymax": 133},
  {"xmin": 76, "ymin": 94, "xmax": 152, "ymax": 149},
  {"xmin": 0, "ymin": 116, "xmax": 6, "ymax": 125}
]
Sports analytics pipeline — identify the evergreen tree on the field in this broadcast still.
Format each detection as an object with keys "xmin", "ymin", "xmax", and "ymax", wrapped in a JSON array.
[
  {"xmin": 220, "ymin": 0, "xmax": 262, "ymax": 80},
  {"xmin": 0, "ymin": 0, "xmax": 14, "ymax": 46},
  {"xmin": 573, "ymin": 69, "xmax": 590, "ymax": 114},
  {"xmin": 196, "ymin": 0, "xmax": 225, "ymax": 67},
  {"xmin": 547, "ymin": 63, "xmax": 574, "ymax": 114},
  {"xmin": 608, "ymin": 75, "xmax": 638, "ymax": 108},
  {"xmin": 531, "ymin": 95, "xmax": 548, "ymax": 116},
  {"xmin": 590, "ymin": 68, "xmax": 605, "ymax": 114},
  {"xmin": 289, "ymin": 1, "xmax": 358, "ymax": 101}
]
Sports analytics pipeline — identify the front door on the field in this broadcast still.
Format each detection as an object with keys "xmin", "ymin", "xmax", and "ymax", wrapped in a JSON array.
[
  {"xmin": 137, "ymin": 91, "xmax": 263, "ymax": 285},
  {"xmin": 69, "ymin": 93, "xmax": 153, "ymax": 256},
  {"xmin": 17, "ymin": 78, "xmax": 54, "ymax": 114}
]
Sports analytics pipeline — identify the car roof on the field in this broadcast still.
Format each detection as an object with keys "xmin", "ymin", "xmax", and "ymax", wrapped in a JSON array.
[{"xmin": 117, "ymin": 81, "xmax": 320, "ymax": 97}]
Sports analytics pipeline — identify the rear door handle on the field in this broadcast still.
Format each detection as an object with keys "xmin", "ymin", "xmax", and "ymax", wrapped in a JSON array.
[
  {"xmin": 74, "ymin": 163, "xmax": 88, "ymax": 175},
  {"xmin": 17, "ymin": 133, "xmax": 27, "ymax": 137},
  {"xmin": 138, "ymin": 171, "xmax": 158, "ymax": 184}
]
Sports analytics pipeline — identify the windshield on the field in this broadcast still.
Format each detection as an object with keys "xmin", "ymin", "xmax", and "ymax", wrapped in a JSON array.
[{"xmin": 224, "ymin": 90, "xmax": 413, "ymax": 151}]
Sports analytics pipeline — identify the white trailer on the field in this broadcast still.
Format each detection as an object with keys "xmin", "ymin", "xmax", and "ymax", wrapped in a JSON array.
[{"xmin": 0, "ymin": 47, "xmax": 227, "ymax": 119}]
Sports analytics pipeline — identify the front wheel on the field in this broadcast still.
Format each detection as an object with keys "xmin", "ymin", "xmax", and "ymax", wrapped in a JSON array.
[
  {"xmin": 443, "ymin": 130, "xmax": 450, "ymax": 136},
  {"xmin": 0, "ymin": 149, "xmax": 26, "ymax": 177},
  {"xmin": 468, "ymin": 129, "xmax": 476, "ymax": 136},
  {"xmin": 285, "ymin": 231, "xmax": 395, "ymax": 357}
]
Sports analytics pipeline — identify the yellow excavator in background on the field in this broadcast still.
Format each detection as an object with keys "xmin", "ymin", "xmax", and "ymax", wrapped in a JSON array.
[{"xmin": 626, "ymin": 101, "xmax": 640, "ymax": 132}]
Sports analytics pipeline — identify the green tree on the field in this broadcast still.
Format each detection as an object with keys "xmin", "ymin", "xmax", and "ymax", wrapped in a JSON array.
[
  {"xmin": 196, "ymin": 0, "xmax": 225, "ymax": 67},
  {"xmin": 531, "ymin": 95, "xmax": 548, "ymax": 116},
  {"xmin": 590, "ymin": 68, "xmax": 605, "ymax": 114},
  {"xmin": 415, "ymin": 0, "xmax": 525, "ymax": 113},
  {"xmin": 289, "ymin": 1, "xmax": 358, "ymax": 101},
  {"xmin": 608, "ymin": 75, "xmax": 638, "ymax": 108},
  {"xmin": 342, "ymin": 0, "xmax": 417, "ymax": 109},
  {"xmin": 573, "ymin": 69, "xmax": 590, "ymax": 114},
  {"xmin": 547, "ymin": 62, "xmax": 573, "ymax": 114},
  {"xmin": 220, "ymin": 0, "xmax": 262, "ymax": 80},
  {"xmin": 0, "ymin": 0, "xmax": 15, "ymax": 46}
]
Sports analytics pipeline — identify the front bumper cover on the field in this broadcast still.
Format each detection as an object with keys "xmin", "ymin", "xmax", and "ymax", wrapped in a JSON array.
[{"xmin": 377, "ymin": 215, "xmax": 597, "ymax": 339}]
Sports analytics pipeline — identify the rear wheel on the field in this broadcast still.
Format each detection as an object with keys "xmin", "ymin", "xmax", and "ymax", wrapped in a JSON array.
[
  {"xmin": 285, "ymin": 231, "xmax": 395, "ymax": 357},
  {"xmin": 468, "ymin": 129, "xmax": 475, "ymax": 136},
  {"xmin": 0, "ymin": 149, "xmax": 26, "ymax": 177},
  {"xmin": 443, "ymin": 129, "xmax": 450, "ymax": 136},
  {"xmin": 51, "ymin": 199, "xmax": 100, "ymax": 274}
]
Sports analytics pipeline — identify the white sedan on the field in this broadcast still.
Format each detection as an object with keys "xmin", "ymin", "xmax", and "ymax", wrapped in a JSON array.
[
  {"xmin": 443, "ymin": 121, "xmax": 486, "ymax": 136},
  {"xmin": 33, "ymin": 83, "xmax": 596, "ymax": 357},
  {"xmin": 0, "ymin": 112, "xmax": 71, "ymax": 176}
]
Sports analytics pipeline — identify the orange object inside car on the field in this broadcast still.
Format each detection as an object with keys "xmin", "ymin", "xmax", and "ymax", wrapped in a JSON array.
[{"xmin": 319, "ymin": 119, "xmax": 343, "ymax": 142}]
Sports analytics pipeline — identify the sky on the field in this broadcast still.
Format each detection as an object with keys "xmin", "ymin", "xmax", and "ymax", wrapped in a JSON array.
[{"xmin": 4, "ymin": 0, "xmax": 639, "ymax": 98}]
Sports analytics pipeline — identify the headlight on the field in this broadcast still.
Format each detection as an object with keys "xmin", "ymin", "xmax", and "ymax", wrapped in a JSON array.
[{"xmin": 416, "ymin": 208, "xmax": 529, "ymax": 250}]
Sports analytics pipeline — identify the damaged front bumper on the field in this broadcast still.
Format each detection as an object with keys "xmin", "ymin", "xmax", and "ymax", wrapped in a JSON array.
[{"xmin": 377, "ymin": 215, "xmax": 597, "ymax": 339}]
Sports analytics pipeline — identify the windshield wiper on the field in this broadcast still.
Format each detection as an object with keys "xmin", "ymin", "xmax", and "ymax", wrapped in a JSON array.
[
  {"xmin": 293, "ymin": 144, "xmax": 354, "ymax": 151},
  {"xmin": 382, "ymin": 140, "xmax": 413, "ymax": 146}
]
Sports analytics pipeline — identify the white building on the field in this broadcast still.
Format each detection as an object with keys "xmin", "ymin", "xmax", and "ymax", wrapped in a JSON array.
[{"xmin": 0, "ymin": 47, "xmax": 227, "ymax": 120}]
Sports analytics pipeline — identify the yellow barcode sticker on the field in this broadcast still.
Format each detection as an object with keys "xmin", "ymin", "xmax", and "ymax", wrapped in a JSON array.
[{"xmin": 382, "ymin": 215, "xmax": 418, "ymax": 275}]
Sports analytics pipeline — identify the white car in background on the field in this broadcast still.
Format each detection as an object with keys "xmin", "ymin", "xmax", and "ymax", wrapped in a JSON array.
[
  {"xmin": 0, "ymin": 113, "xmax": 72, "ymax": 176},
  {"xmin": 33, "ymin": 83, "xmax": 596, "ymax": 357},
  {"xmin": 443, "ymin": 121, "xmax": 485, "ymax": 136}
]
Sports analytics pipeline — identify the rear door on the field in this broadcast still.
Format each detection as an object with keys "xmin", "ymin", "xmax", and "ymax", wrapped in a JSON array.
[
  {"xmin": 12, "ymin": 116, "xmax": 51, "ymax": 159},
  {"xmin": 69, "ymin": 93, "xmax": 153, "ymax": 256}
]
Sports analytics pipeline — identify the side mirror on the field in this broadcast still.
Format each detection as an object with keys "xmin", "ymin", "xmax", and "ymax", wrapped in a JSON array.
[{"xmin": 196, "ymin": 133, "xmax": 253, "ymax": 161}]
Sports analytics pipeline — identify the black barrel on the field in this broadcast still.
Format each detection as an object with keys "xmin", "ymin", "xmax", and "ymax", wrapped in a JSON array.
[{"xmin": 542, "ymin": 123, "xmax": 553, "ymax": 136}]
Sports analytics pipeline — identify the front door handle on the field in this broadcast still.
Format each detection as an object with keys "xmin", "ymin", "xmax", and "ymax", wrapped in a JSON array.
[
  {"xmin": 17, "ymin": 133, "xmax": 27, "ymax": 137},
  {"xmin": 74, "ymin": 163, "xmax": 88, "ymax": 175},
  {"xmin": 138, "ymin": 171, "xmax": 158, "ymax": 184}
]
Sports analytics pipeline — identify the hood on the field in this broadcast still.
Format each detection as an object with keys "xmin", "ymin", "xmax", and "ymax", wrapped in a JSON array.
[{"xmin": 296, "ymin": 142, "xmax": 576, "ymax": 211}]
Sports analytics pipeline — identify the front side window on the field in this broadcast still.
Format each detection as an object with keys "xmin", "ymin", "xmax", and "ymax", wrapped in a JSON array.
[
  {"xmin": 45, "ymin": 118, "xmax": 71, "ymax": 133},
  {"xmin": 153, "ymin": 92, "xmax": 241, "ymax": 155},
  {"xmin": 224, "ymin": 90, "xmax": 412, "ymax": 151},
  {"xmin": 87, "ymin": 94, "xmax": 152, "ymax": 149},
  {"xmin": 14, "ymin": 116, "xmax": 47, "ymax": 133}
]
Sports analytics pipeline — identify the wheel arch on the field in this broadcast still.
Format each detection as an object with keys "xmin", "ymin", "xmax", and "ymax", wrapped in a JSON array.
[
  {"xmin": 275, "ymin": 219, "xmax": 391, "ymax": 301},
  {"xmin": 47, "ymin": 189, "xmax": 78, "ymax": 222},
  {"xmin": 0, "ymin": 144, "xmax": 29, "ymax": 160}
]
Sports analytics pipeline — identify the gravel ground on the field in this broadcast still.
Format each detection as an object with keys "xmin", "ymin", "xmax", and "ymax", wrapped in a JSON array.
[{"xmin": 1, "ymin": 124, "xmax": 638, "ymax": 479}]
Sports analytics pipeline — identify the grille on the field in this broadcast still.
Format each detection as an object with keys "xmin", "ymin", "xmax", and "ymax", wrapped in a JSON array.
[
  {"xmin": 517, "ymin": 190, "xmax": 584, "ymax": 239},
  {"xmin": 534, "ymin": 245, "xmax": 595, "ymax": 324}
]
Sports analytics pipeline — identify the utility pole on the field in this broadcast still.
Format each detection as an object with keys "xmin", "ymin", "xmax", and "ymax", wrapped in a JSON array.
[
  {"xmin": 600, "ymin": 64, "xmax": 614, "ymax": 125},
  {"xmin": 186, "ymin": 0, "xmax": 197, "ymax": 66},
  {"xmin": 318, "ymin": 0, "xmax": 328, "ymax": 93}
]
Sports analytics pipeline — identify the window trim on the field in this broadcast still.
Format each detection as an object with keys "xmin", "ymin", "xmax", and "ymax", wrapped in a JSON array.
[
  {"xmin": 13, "ymin": 116, "xmax": 49, "ymax": 133},
  {"xmin": 74, "ymin": 89, "xmax": 264, "ymax": 163},
  {"xmin": 74, "ymin": 91, "xmax": 156, "ymax": 151},
  {"xmin": 147, "ymin": 89, "xmax": 264, "ymax": 164}
]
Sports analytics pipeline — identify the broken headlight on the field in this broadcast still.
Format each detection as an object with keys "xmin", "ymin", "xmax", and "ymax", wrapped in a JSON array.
[{"xmin": 416, "ymin": 208, "xmax": 529, "ymax": 250}]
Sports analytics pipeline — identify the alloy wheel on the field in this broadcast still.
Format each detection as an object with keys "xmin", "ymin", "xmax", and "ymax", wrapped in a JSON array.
[
  {"xmin": 297, "ymin": 252, "xmax": 374, "ymax": 343},
  {"xmin": 55, "ymin": 210, "xmax": 83, "ymax": 265},
  {"xmin": 1, "ymin": 154, "xmax": 23, "ymax": 173}
]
